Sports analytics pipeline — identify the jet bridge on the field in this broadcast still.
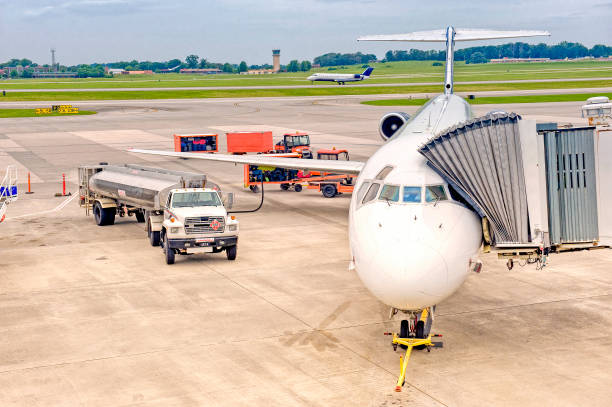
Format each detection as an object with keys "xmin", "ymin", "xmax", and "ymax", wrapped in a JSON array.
[
  {"xmin": 418, "ymin": 113, "xmax": 532, "ymax": 246},
  {"xmin": 418, "ymin": 113, "xmax": 601, "ymax": 251}
]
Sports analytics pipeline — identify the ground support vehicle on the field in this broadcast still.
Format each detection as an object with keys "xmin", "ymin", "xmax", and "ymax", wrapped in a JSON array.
[
  {"xmin": 243, "ymin": 152, "xmax": 306, "ymax": 193},
  {"xmin": 174, "ymin": 134, "xmax": 219, "ymax": 153},
  {"xmin": 305, "ymin": 174, "xmax": 356, "ymax": 198},
  {"xmin": 79, "ymin": 164, "xmax": 239, "ymax": 264},
  {"xmin": 271, "ymin": 133, "xmax": 313, "ymax": 157}
]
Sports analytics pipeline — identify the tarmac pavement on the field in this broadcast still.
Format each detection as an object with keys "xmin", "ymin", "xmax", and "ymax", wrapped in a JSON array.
[{"xmin": 0, "ymin": 94, "xmax": 610, "ymax": 406}]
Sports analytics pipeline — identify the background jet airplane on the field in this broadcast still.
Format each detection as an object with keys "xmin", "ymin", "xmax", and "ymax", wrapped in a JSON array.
[{"xmin": 307, "ymin": 67, "xmax": 373, "ymax": 85}]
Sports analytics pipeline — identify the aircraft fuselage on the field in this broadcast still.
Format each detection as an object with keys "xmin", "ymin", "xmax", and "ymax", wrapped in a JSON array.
[{"xmin": 348, "ymin": 94, "xmax": 483, "ymax": 311}]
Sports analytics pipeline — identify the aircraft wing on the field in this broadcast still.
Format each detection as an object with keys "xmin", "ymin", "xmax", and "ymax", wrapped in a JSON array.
[{"xmin": 128, "ymin": 149, "xmax": 365, "ymax": 174}]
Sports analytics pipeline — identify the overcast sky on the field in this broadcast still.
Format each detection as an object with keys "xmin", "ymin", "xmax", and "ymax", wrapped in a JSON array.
[{"xmin": 1, "ymin": 0, "xmax": 611, "ymax": 66}]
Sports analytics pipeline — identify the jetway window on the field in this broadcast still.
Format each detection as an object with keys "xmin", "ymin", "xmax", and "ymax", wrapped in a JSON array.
[
  {"xmin": 403, "ymin": 186, "xmax": 422, "ymax": 203},
  {"xmin": 362, "ymin": 183, "xmax": 380, "ymax": 204},
  {"xmin": 379, "ymin": 185, "xmax": 400, "ymax": 202},
  {"xmin": 425, "ymin": 185, "xmax": 447, "ymax": 203}
]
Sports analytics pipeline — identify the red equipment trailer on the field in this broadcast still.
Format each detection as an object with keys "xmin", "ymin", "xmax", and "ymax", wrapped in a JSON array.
[{"xmin": 226, "ymin": 131, "xmax": 273, "ymax": 154}]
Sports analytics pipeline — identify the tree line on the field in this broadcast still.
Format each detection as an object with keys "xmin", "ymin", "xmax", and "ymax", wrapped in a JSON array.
[
  {"xmin": 313, "ymin": 52, "xmax": 377, "ymax": 67},
  {"xmin": 382, "ymin": 41, "xmax": 612, "ymax": 63}
]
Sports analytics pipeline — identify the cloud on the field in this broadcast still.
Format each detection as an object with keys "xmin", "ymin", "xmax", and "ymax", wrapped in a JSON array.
[{"xmin": 21, "ymin": 0, "xmax": 161, "ymax": 17}]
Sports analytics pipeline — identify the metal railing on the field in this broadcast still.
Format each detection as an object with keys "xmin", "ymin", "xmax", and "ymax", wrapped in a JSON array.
[
  {"xmin": 0, "ymin": 166, "xmax": 17, "ymax": 223},
  {"xmin": 0, "ymin": 166, "xmax": 18, "ymax": 204}
]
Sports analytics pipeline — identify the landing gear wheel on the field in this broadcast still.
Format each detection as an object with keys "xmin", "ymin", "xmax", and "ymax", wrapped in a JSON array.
[
  {"xmin": 148, "ymin": 222, "xmax": 160, "ymax": 247},
  {"xmin": 135, "ymin": 211, "xmax": 145, "ymax": 223},
  {"xmin": 399, "ymin": 319, "xmax": 409, "ymax": 349},
  {"xmin": 322, "ymin": 184, "xmax": 337, "ymax": 198},
  {"xmin": 415, "ymin": 320, "xmax": 426, "ymax": 350},
  {"xmin": 164, "ymin": 234, "xmax": 175, "ymax": 265},
  {"xmin": 226, "ymin": 245, "xmax": 237, "ymax": 260},
  {"xmin": 280, "ymin": 183, "xmax": 290, "ymax": 191},
  {"xmin": 507, "ymin": 258, "xmax": 514, "ymax": 270},
  {"xmin": 249, "ymin": 185, "xmax": 260, "ymax": 193},
  {"xmin": 294, "ymin": 184, "xmax": 302, "ymax": 192}
]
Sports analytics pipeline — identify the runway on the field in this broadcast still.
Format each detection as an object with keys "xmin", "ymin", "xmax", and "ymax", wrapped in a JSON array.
[
  {"xmin": 2, "ymin": 76, "xmax": 611, "ymax": 92},
  {"xmin": 0, "ymin": 94, "xmax": 611, "ymax": 406},
  {"xmin": 0, "ymin": 77, "xmax": 612, "ymax": 93}
]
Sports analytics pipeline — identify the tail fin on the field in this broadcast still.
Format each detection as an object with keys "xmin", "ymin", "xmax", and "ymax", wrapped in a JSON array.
[
  {"xmin": 362, "ymin": 67, "xmax": 374, "ymax": 77},
  {"xmin": 357, "ymin": 28, "xmax": 550, "ymax": 42},
  {"xmin": 358, "ymin": 26, "xmax": 549, "ymax": 94}
]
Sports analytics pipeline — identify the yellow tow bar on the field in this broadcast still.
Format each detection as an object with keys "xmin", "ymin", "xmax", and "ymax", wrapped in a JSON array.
[{"xmin": 385, "ymin": 308, "xmax": 442, "ymax": 392}]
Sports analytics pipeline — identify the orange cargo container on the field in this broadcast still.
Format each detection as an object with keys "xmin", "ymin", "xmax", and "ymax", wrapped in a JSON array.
[
  {"xmin": 173, "ymin": 134, "xmax": 218, "ymax": 153},
  {"xmin": 226, "ymin": 131, "xmax": 273, "ymax": 154}
]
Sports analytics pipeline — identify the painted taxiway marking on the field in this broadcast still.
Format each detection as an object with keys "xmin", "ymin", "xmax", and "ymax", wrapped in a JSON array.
[{"xmin": 5, "ymin": 193, "xmax": 77, "ymax": 221}]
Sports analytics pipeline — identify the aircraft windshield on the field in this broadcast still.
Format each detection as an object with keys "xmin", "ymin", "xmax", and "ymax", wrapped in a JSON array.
[
  {"xmin": 171, "ymin": 192, "xmax": 221, "ymax": 208},
  {"xmin": 403, "ymin": 186, "xmax": 422, "ymax": 203},
  {"xmin": 362, "ymin": 183, "xmax": 380, "ymax": 204},
  {"xmin": 425, "ymin": 185, "xmax": 447, "ymax": 202},
  {"xmin": 379, "ymin": 185, "xmax": 400, "ymax": 202}
]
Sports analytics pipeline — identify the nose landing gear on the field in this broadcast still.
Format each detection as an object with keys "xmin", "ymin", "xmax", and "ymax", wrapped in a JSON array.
[{"xmin": 384, "ymin": 307, "xmax": 443, "ymax": 392}]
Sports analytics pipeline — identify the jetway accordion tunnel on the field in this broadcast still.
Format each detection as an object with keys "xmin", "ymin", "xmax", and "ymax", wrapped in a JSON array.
[{"xmin": 418, "ymin": 113, "xmax": 530, "ymax": 246}]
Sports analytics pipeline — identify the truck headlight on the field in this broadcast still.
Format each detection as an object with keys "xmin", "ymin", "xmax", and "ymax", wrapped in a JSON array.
[
  {"xmin": 228, "ymin": 224, "xmax": 237, "ymax": 231},
  {"xmin": 170, "ymin": 227, "xmax": 180, "ymax": 234}
]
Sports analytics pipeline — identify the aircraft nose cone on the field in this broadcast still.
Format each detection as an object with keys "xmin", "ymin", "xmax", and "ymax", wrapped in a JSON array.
[{"xmin": 354, "ymin": 226, "xmax": 449, "ymax": 310}]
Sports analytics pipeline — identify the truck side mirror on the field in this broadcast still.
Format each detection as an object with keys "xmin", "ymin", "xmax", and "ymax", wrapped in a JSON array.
[{"xmin": 224, "ymin": 192, "xmax": 234, "ymax": 209}]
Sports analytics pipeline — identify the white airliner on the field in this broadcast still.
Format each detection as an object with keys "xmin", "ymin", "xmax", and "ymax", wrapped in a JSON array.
[
  {"xmin": 130, "ymin": 26, "xmax": 550, "ymax": 342},
  {"xmin": 307, "ymin": 67, "xmax": 374, "ymax": 85}
]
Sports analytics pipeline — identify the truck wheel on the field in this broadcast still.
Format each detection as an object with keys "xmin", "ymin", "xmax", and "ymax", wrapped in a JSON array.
[
  {"xmin": 148, "ymin": 222, "xmax": 160, "ymax": 246},
  {"xmin": 280, "ymin": 183, "xmax": 290, "ymax": 191},
  {"xmin": 164, "ymin": 234, "xmax": 175, "ymax": 265},
  {"xmin": 249, "ymin": 185, "xmax": 259, "ymax": 193},
  {"xmin": 294, "ymin": 184, "xmax": 302, "ymax": 192},
  {"xmin": 226, "ymin": 245, "xmax": 237, "ymax": 261},
  {"xmin": 103, "ymin": 207, "xmax": 115, "ymax": 225},
  {"xmin": 135, "ymin": 211, "xmax": 145, "ymax": 223},
  {"xmin": 322, "ymin": 184, "xmax": 337, "ymax": 198},
  {"xmin": 94, "ymin": 202, "xmax": 114, "ymax": 226},
  {"xmin": 93, "ymin": 202, "xmax": 104, "ymax": 226}
]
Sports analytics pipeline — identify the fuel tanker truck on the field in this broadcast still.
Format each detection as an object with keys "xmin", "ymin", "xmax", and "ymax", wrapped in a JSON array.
[{"xmin": 78, "ymin": 164, "xmax": 239, "ymax": 264}]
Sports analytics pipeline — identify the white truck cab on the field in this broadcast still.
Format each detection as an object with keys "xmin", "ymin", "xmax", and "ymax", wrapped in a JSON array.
[{"xmin": 161, "ymin": 188, "xmax": 239, "ymax": 264}]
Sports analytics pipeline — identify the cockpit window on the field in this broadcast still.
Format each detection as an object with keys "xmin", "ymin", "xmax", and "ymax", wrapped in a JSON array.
[
  {"xmin": 379, "ymin": 184, "xmax": 400, "ymax": 202},
  {"xmin": 375, "ymin": 166, "xmax": 394, "ymax": 180},
  {"xmin": 425, "ymin": 185, "xmax": 447, "ymax": 203},
  {"xmin": 362, "ymin": 183, "xmax": 380, "ymax": 204},
  {"xmin": 356, "ymin": 182, "xmax": 371, "ymax": 202},
  {"xmin": 403, "ymin": 186, "xmax": 422, "ymax": 203}
]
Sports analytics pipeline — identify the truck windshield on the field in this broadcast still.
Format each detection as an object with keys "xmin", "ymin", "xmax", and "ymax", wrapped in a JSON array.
[{"xmin": 171, "ymin": 192, "xmax": 221, "ymax": 208}]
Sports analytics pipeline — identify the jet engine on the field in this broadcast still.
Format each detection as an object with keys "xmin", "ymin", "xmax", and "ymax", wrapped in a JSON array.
[{"xmin": 379, "ymin": 112, "xmax": 410, "ymax": 141}]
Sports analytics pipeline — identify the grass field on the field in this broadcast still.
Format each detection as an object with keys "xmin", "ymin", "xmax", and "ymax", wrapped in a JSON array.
[
  {"xmin": 361, "ymin": 93, "xmax": 612, "ymax": 106},
  {"xmin": 0, "ymin": 109, "xmax": 96, "ymax": 118},
  {"xmin": 0, "ymin": 80, "xmax": 610, "ymax": 102},
  {"xmin": 0, "ymin": 60, "xmax": 610, "ymax": 90}
]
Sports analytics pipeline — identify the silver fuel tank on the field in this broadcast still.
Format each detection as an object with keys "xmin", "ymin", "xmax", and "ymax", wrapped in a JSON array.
[{"xmin": 82, "ymin": 164, "xmax": 210, "ymax": 210}]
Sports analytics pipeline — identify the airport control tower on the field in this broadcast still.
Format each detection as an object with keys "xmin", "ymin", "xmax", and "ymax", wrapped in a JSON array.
[{"xmin": 272, "ymin": 50, "xmax": 280, "ymax": 72}]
